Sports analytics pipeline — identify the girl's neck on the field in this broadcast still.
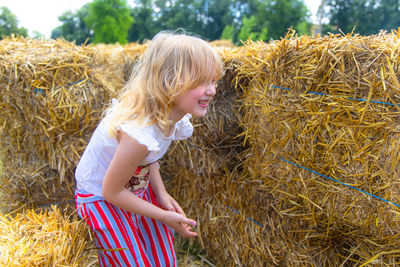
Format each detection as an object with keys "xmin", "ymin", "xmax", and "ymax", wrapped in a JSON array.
[
  {"xmin": 157, "ymin": 121, "xmax": 175, "ymax": 137},
  {"xmin": 163, "ymin": 105, "xmax": 185, "ymax": 137},
  {"xmin": 169, "ymin": 107, "xmax": 186, "ymax": 125}
]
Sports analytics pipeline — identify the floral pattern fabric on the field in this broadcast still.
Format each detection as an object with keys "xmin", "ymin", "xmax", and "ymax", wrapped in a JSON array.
[{"xmin": 125, "ymin": 165, "xmax": 150, "ymax": 196}]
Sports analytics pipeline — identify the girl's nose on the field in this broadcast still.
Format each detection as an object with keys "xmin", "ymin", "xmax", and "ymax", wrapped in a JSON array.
[{"xmin": 206, "ymin": 82, "xmax": 216, "ymax": 96}]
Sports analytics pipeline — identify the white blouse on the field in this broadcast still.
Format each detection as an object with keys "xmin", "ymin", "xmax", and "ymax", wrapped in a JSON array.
[{"xmin": 75, "ymin": 112, "xmax": 193, "ymax": 197}]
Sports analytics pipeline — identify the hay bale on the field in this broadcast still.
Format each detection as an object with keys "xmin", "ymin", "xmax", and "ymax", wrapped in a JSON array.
[
  {"xmin": 0, "ymin": 159, "xmax": 62, "ymax": 212},
  {"xmin": 233, "ymin": 30, "xmax": 400, "ymax": 265},
  {"xmin": 210, "ymin": 39, "xmax": 235, "ymax": 48},
  {"xmin": 0, "ymin": 206, "xmax": 94, "ymax": 266},
  {"xmin": 0, "ymin": 37, "xmax": 115, "ymax": 209},
  {"xmin": 3, "ymin": 32, "xmax": 399, "ymax": 266},
  {"xmin": 90, "ymin": 42, "xmax": 145, "ymax": 93},
  {"xmin": 164, "ymin": 31, "xmax": 400, "ymax": 266}
]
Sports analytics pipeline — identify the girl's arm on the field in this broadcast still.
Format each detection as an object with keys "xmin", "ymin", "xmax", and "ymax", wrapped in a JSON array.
[
  {"xmin": 102, "ymin": 130, "xmax": 197, "ymax": 238},
  {"xmin": 148, "ymin": 161, "xmax": 166, "ymax": 197},
  {"xmin": 149, "ymin": 162, "xmax": 186, "ymax": 216}
]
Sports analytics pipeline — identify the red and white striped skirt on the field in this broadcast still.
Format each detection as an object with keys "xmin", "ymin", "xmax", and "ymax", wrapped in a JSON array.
[{"xmin": 75, "ymin": 184, "xmax": 176, "ymax": 267}]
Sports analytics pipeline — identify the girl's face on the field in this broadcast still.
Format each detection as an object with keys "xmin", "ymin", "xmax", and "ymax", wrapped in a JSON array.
[{"xmin": 172, "ymin": 82, "xmax": 217, "ymax": 121}]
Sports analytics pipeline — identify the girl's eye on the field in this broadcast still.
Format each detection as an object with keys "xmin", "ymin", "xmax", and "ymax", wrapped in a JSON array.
[{"xmin": 203, "ymin": 81, "xmax": 218, "ymax": 88}]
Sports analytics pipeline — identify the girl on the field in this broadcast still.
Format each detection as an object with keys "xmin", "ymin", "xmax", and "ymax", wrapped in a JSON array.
[{"xmin": 74, "ymin": 31, "xmax": 224, "ymax": 266}]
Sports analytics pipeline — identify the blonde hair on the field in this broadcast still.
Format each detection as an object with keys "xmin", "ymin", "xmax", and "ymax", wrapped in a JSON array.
[{"xmin": 106, "ymin": 31, "xmax": 224, "ymax": 137}]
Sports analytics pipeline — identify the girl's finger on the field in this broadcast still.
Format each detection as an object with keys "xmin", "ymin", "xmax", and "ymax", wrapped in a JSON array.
[
  {"xmin": 179, "ymin": 224, "xmax": 197, "ymax": 238},
  {"xmin": 171, "ymin": 199, "xmax": 185, "ymax": 216},
  {"xmin": 183, "ymin": 218, "xmax": 197, "ymax": 228},
  {"xmin": 182, "ymin": 223, "xmax": 192, "ymax": 230}
]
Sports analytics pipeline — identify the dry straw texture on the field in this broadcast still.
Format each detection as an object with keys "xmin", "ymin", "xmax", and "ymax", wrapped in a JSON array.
[
  {"xmin": 1, "ymin": 31, "xmax": 400, "ymax": 266},
  {"xmin": 90, "ymin": 42, "xmax": 145, "ymax": 93},
  {"xmin": 0, "ymin": 37, "xmax": 143, "ymax": 210},
  {"xmin": 0, "ymin": 206, "xmax": 93, "ymax": 266},
  {"xmin": 236, "ymin": 30, "xmax": 400, "ymax": 265},
  {"xmin": 0, "ymin": 37, "xmax": 99, "ymax": 210},
  {"xmin": 164, "ymin": 30, "xmax": 400, "ymax": 266}
]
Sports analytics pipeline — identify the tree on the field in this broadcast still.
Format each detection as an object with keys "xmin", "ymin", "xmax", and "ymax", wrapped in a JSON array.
[
  {"xmin": 125, "ymin": 0, "xmax": 310, "ymax": 43},
  {"xmin": 51, "ymin": 4, "xmax": 92, "ymax": 44},
  {"xmin": 238, "ymin": 15, "xmax": 267, "ymax": 42},
  {"xmin": 32, "ymin": 31, "xmax": 45, "ymax": 39},
  {"xmin": 201, "ymin": 0, "xmax": 236, "ymax": 40},
  {"xmin": 226, "ymin": 0, "xmax": 310, "ymax": 43},
  {"xmin": 220, "ymin": 25, "xmax": 235, "ymax": 40},
  {"xmin": 153, "ymin": 0, "xmax": 205, "ymax": 37},
  {"xmin": 0, "ymin": 7, "xmax": 27, "ymax": 38},
  {"xmin": 128, "ymin": 0, "xmax": 158, "ymax": 43},
  {"xmin": 152, "ymin": 0, "xmax": 239, "ymax": 41},
  {"xmin": 85, "ymin": 0, "xmax": 134, "ymax": 44},
  {"xmin": 325, "ymin": 0, "xmax": 365, "ymax": 34},
  {"xmin": 258, "ymin": 0, "xmax": 310, "ymax": 40},
  {"xmin": 325, "ymin": 0, "xmax": 400, "ymax": 35},
  {"xmin": 376, "ymin": 0, "xmax": 400, "ymax": 32}
]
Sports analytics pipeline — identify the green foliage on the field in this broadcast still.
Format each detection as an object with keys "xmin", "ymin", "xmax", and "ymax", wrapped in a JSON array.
[
  {"xmin": 220, "ymin": 25, "xmax": 235, "ymax": 41},
  {"xmin": 202, "ymin": 0, "xmax": 236, "ymax": 40},
  {"xmin": 128, "ymin": 0, "xmax": 157, "ymax": 43},
  {"xmin": 377, "ymin": 0, "xmax": 400, "ymax": 32},
  {"xmin": 150, "ymin": 0, "xmax": 241, "ymax": 41},
  {"xmin": 227, "ymin": 0, "xmax": 310, "ymax": 44},
  {"xmin": 295, "ymin": 20, "xmax": 312, "ymax": 36},
  {"xmin": 259, "ymin": 0, "xmax": 310, "ymax": 40},
  {"xmin": 238, "ymin": 15, "xmax": 267, "ymax": 42},
  {"xmin": 52, "ymin": 0, "xmax": 312, "ymax": 43},
  {"xmin": 85, "ymin": 0, "xmax": 134, "ymax": 44},
  {"xmin": 51, "ymin": 4, "xmax": 92, "ymax": 45},
  {"xmin": 325, "ymin": 0, "xmax": 400, "ymax": 35},
  {"xmin": 0, "ymin": 7, "xmax": 27, "ymax": 38},
  {"xmin": 153, "ymin": 0, "xmax": 205, "ymax": 38},
  {"xmin": 32, "ymin": 31, "xmax": 45, "ymax": 39}
]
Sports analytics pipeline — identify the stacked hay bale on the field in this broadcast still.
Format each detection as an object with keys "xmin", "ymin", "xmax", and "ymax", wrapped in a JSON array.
[
  {"xmin": 164, "ymin": 31, "xmax": 400, "ymax": 266},
  {"xmin": 210, "ymin": 39, "xmax": 236, "ymax": 48},
  {"xmin": 90, "ymin": 42, "xmax": 145, "ymax": 93},
  {"xmin": 235, "ymin": 31, "xmax": 400, "ymax": 265},
  {"xmin": 2, "ymin": 32, "xmax": 399, "ymax": 266},
  {"xmin": 0, "ymin": 206, "xmax": 94, "ymax": 266},
  {"xmin": 0, "ymin": 37, "xmax": 144, "ymax": 265},
  {"xmin": 0, "ymin": 37, "xmax": 144, "ymax": 211},
  {"xmin": 0, "ymin": 37, "xmax": 96, "ymax": 210},
  {"xmin": 1, "ymin": 37, "xmax": 98, "ymax": 210}
]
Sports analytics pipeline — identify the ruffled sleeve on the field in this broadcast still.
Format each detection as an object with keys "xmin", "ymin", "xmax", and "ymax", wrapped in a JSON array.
[
  {"xmin": 119, "ymin": 121, "xmax": 160, "ymax": 151},
  {"xmin": 174, "ymin": 114, "xmax": 194, "ymax": 140}
]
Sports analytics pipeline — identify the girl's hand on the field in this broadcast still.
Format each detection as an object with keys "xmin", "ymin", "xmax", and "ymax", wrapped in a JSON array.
[
  {"xmin": 162, "ymin": 211, "xmax": 197, "ymax": 238},
  {"xmin": 156, "ymin": 191, "xmax": 185, "ymax": 216}
]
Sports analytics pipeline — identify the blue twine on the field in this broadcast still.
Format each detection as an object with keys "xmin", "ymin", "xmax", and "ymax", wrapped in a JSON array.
[
  {"xmin": 34, "ymin": 78, "xmax": 87, "ymax": 93},
  {"xmin": 63, "ymin": 78, "xmax": 87, "ymax": 87},
  {"xmin": 271, "ymin": 85, "xmax": 290, "ymax": 90},
  {"xmin": 271, "ymin": 85, "xmax": 400, "ymax": 107},
  {"xmin": 225, "ymin": 155, "xmax": 400, "ymax": 229},
  {"xmin": 34, "ymin": 88, "xmax": 44, "ymax": 94},
  {"xmin": 277, "ymin": 156, "xmax": 400, "ymax": 209},
  {"xmin": 226, "ymin": 205, "xmax": 265, "ymax": 228},
  {"xmin": 224, "ymin": 85, "xmax": 400, "ymax": 229}
]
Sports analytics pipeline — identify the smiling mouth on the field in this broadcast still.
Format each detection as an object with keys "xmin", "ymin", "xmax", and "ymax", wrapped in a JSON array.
[{"xmin": 199, "ymin": 100, "xmax": 209, "ymax": 107}]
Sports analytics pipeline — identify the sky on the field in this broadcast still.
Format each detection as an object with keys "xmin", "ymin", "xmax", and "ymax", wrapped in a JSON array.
[{"xmin": 0, "ymin": 0, "xmax": 321, "ymax": 38}]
